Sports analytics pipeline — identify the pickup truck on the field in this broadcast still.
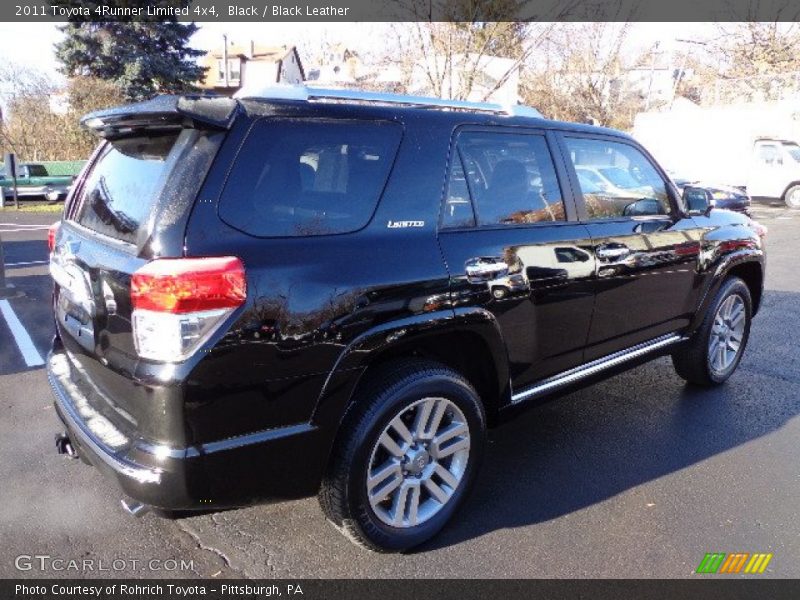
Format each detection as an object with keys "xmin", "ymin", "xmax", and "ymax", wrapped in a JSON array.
[{"xmin": 0, "ymin": 163, "xmax": 74, "ymax": 204}]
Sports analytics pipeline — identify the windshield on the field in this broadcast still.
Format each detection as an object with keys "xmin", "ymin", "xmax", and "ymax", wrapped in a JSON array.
[{"xmin": 782, "ymin": 142, "xmax": 800, "ymax": 162}]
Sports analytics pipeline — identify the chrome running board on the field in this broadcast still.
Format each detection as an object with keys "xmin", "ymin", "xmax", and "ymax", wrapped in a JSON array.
[{"xmin": 511, "ymin": 333, "xmax": 685, "ymax": 404}]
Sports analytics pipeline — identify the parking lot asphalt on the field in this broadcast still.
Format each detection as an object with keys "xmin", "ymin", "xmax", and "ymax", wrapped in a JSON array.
[{"xmin": 0, "ymin": 202, "xmax": 798, "ymax": 579}]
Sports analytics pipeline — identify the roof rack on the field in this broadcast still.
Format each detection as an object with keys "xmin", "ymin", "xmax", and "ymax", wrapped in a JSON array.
[{"xmin": 233, "ymin": 84, "xmax": 543, "ymax": 118}]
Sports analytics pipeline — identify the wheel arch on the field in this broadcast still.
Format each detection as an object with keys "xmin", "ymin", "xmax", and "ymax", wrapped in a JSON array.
[
  {"xmin": 690, "ymin": 254, "xmax": 764, "ymax": 332},
  {"xmin": 727, "ymin": 260, "xmax": 764, "ymax": 315},
  {"xmin": 781, "ymin": 180, "xmax": 800, "ymax": 200},
  {"xmin": 312, "ymin": 308, "xmax": 510, "ymax": 431}
]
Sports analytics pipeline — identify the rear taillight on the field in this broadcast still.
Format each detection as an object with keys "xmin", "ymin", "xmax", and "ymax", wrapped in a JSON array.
[
  {"xmin": 48, "ymin": 222, "xmax": 60, "ymax": 253},
  {"xmin": 131, "ymin": 257, "xmax": 246, "ymax": 362}
]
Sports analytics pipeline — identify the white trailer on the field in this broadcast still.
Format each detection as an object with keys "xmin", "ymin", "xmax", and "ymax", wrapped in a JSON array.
[{"xmin": 632, "ymin": 98, "xmax": 800, "ymax": 207}]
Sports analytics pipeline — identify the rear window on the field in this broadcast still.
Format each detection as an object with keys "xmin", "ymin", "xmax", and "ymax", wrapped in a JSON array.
[
  {"xmin": 73, "ymin": 133, "xmax": 179, "ymax": 244},
  {"xmin": 218, "ymin": 119, "xmax": 402, "ymax": 237}
]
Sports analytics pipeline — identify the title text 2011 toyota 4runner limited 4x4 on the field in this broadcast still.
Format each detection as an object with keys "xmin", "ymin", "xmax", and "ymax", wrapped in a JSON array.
[{"xmin": 47, "ymin": 88, "xmax": 765, "ymax": 552}]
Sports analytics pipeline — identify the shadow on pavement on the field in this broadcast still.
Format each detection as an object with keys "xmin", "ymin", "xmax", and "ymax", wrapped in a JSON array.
[
  {"xmin": 1, "ymin": 239, "xmax": 47, "ymax": 266},
  {"xmin": 421, "ymin": 289, "xmax": 799, "ymax": 552}
]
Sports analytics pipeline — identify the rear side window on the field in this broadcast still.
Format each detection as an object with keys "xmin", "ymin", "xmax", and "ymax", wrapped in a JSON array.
[
  {"xmin": 442, "ymin": 131, "xmax": 565, "ymax": 228},
  {"xmin": 73, "ymin": 133, "xmax": 180, "ymax": 244},
  {"xmin": 219, "ymin": 119, "xmax": 402, "ymax": 237}
]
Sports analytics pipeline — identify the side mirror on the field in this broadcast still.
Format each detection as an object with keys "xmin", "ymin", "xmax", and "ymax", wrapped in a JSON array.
[
  {"xmin": 683, "ymin": 186, "xmax": 712, "ymax": 215},
  {"xmin": 622, "ymin": 198, "xmax": 666, "ymax": 216}
]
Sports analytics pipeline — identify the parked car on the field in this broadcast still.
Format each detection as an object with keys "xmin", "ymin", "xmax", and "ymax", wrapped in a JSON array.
[
  {"xmin": 47, "ymin": 88, "xmax": 765, "ymax": 553},
  {"xmin": 672, "ymin": 177, "xmax": 752, "ymax": 217},
  {"xmin": 0, "ymin": 162, "xmax": 73, "ymax": 203}
]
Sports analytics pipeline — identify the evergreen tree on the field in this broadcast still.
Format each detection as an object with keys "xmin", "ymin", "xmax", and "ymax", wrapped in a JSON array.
[{"xmin": 54, "ymin": 3, "xmax": 206, "ymax": 102}]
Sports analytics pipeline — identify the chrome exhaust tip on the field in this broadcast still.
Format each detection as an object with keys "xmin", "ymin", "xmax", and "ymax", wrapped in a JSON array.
[
  {"xmin": 55, "ymin": 432, "xmax": 77, "ymax": 459},
  {"xmin": 121, "ymin": 498, "xmax": 151, "ymax": 518}
]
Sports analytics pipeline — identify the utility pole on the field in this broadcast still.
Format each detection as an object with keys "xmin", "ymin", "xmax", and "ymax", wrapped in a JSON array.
[
  {"xmin": 0, "ymin": 232, "xmax": 6, "ymax": 292},
  {"xmin": 0, "ymin": 232, "xmax": 21, "ymax": 299},
  {"xmin": 671, "ymin": 38, "xmax": 708, "ymax": 108},
  {"xmin": 644, "ymin": 41, "xmax": 660, "ymax": 112},
  {"xmin": 222, "ymin": 33, "xmax": 229, "ymax": 88},
  {"xmin": 4, "ymin": 152, "xmax": 19, "ymax": 209}
]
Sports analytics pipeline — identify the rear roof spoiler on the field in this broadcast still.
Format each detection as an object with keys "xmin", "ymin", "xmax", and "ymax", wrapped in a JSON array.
[{"xmin": 81, "ymin": 95, "xmax": 239, "ymax": 139}]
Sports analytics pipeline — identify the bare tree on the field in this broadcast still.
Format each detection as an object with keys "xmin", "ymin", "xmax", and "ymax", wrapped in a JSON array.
[
  {"xmin": 0, "ymin": 64, "xmax": 122, "ymax": 162},
  {"xmin": 521, "ymin": 23, "xmax": 643, "ymax": 129},
  {"xmin": 381, "ymin": 0, "xmax": 582, "ymax": 103},
  {"xmin": 61, "ymin": 76, "xmax": 124, "ymax": 158},
  {"xmin": 0, "ymin": 64, "xmax": 58, "ymax": 160},
  {"xmin": 708, "ymin": 21, "xmax": 800, "ymax": 102},
  {"xmin": 389, "ymin": 21, "xmax": 553, "ymax": 102}
]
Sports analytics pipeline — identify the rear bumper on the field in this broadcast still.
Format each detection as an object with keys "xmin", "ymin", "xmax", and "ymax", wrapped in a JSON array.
[
  {"xmin": 47, "ymin": 346, "xmax": 330, "ymax": 511},
  {"xmin": 48, "ymin": 349, "xmax": 197, "ymax": 508}
]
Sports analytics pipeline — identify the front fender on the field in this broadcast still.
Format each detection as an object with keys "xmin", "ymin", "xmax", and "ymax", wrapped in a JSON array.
[{"xmin": 689, "ymin": 247, "xmax": 765, "ymax": 332}]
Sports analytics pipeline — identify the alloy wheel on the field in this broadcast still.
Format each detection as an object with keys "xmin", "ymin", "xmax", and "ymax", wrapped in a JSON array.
[
  {"xmin": 366, "ymin": 397, "xmax": 470, "ymax": 528},
  {"xmin": 708, "ymin": 293, "xmax": 746, "ymax": 374}
]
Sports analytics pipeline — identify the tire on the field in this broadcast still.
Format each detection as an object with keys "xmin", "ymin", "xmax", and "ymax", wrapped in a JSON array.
[
  {"xmin": 319, "ymin": 359, "xmax": 486, "ymax": 552},
  {"xmin": 672, "ymin": 277, "xmax": 752, "ymax": 386},
  {"xmin": 784, "ymin": 184, "xmax": 800, "ymax": 209}
]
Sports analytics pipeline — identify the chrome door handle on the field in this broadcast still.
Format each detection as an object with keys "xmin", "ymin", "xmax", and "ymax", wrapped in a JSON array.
[
  {"xmin": 465, "ymin": 260, "xmax": 509, "ymax": 281},
  {"xmin": 596, "ymin": 245, "xmax": 630, "ymax": 261}
]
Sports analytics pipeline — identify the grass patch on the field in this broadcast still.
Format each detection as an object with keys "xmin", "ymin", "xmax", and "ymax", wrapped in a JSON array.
[{"xmin": 0, "ymin": 204, "xmax": 64, "ymax": 213}]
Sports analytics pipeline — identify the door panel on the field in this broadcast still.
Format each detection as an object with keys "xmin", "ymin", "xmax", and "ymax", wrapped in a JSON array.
[
  {"xmin": 438, "ymin": 128, "xmax": 595, "ymax": 388},
  {"xmin": 582, "ymin": 218, "xmax": 703, "ymax": 359},
  {"xmin": 559, "ymin": 134, "xmax": 704, "ymax": 359},
  {"xmin": 749, "ymin": 141, "xmax": 783, "ymax": 198},
  {"xmin": 441, "ymin": 225, "xmax": 595, "ymax": 386}
]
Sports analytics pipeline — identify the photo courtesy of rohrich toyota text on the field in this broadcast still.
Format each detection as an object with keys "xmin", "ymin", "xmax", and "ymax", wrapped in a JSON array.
[{"xmin": 0, "ymin": 0, "xmax": 798, "ymax": 598}]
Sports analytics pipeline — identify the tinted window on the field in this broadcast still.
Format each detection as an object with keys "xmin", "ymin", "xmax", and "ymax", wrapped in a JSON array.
[
  {"xmin": 565, "ymin": 137, "xmax": 671, "ymax": 219},
  {"xmin": 27, "ymin": 164, "xmax": 48, "ymax": 177},
  {"xmin": 73, "ymin": 133, "xmax": 179, "ymax": 244},
  {"xmin": 219, "ymin": 119, "xmax": 402, "ymax": 237},
  {"xmin": 441, "ymin": 155, "xmax": 475, "ymax": 228},
  {"xmin": 444, "ymin": 131, "xmax": 564, "ymax": 227}
]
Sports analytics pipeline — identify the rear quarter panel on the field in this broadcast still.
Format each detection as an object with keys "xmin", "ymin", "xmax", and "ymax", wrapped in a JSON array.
[{"xmin": 182, "ymin": 110, "xmax": 456, "ymax": 443}]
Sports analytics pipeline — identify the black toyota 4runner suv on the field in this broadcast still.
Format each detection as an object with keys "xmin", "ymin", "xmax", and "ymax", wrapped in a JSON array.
[{"xmin": 48, "ymin": 88, "xmax": 765, "ymax": 552}]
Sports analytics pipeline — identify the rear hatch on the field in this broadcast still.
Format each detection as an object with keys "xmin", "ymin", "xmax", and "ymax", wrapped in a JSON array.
[{"xmin": 50, "ymin": 96, "xmax": 235, "ymax": 443}]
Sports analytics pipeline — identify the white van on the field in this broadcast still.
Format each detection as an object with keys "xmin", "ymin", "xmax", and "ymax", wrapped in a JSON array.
[
  {"xmin": 633, "ymin": 103, "xmax": 800, "ymax": 208},
  {"xmin": 749, "ymin": 138, "xmax": 800, "ymax": 207}
]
